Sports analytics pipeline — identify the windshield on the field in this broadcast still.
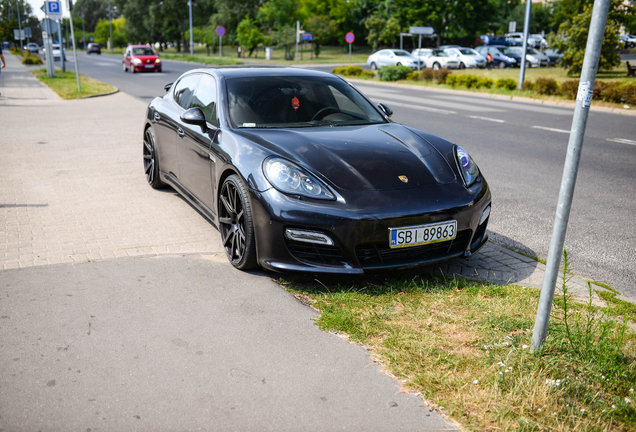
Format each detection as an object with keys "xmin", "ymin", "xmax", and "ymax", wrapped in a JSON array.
[
  {"xmin": 133, "ymin": 47, "xmax": 155, "ymax": 56},
  {"xmin": 226, "ymin": 75, "xmax": 387, "ymax": 129},
  {"xmin": 393, "ymin": 51, "xmax": 410, "ymax": 56},
  {"xmin": 458, "ymin": 48, "xmax": 476, "ymax": 55}
]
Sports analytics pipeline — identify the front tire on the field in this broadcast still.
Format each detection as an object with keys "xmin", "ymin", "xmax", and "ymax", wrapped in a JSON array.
[
  {"xmin": 459, "ymin": 62, "xmax": 466, "ymax": 69},
  {"xmin": 498, "ymin": 61, "xmax": 506, "ymax": 69},
  {"xmin": 123, "ymin": 62, "xmax": 128, "ymax": 72},
  {"xmin": 370, "ymin": 62, "xmax": 377, "ymax": 70},
  {"xmin": 219, "ymin": 175, "xmax": 257, "ymax": 270},
  {"xmin": 433, "ymin": 62, "xmax": 440, "ymax": 70}
]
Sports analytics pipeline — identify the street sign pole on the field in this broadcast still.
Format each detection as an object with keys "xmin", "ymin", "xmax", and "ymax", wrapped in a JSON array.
[
  {"xmin": 409, "ymin": 27, "xmax": 434, "ymax": 73},
  {"xmin": 517, "ymin": 0, "xmax": 531, "ymax": 89},
  {"xmin": 58, "ymin": 19, "xmax": 66, "ymax": 72},
  {"xmin": 345, "ymin": 32, "xmax": 355, "ymax": 62},
  {"xmin": 216, "ymin": 26, "xmax": 225, "ymax": 59},
  {"xmin": 296, "ymin": 21, "xmax": 300, "ymax": 62},
  {"xmin": 530, "ymin": 0, "xmax": 611, "ymax": 352},
  {"xmin": 67, "ymin": 0, "xmax": 81, "ymax": 92},
  {"xmin": 188, "ymin": 0, "xmax": 193, "ymax": 57},
  {"xmin": 43, "ymin": 2, "xmax": 58, "ymax": 77},
  {"xmin": 16, "ymin": 0, "xmax": 23, "ymax": 51}
]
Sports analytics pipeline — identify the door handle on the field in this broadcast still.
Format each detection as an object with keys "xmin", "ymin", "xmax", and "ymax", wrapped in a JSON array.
[
  {"xmin": 153, "ymin": 112, "xmax": 160, "ymax": 122},
  {"xmin": 177, "ymin": 127, "xmax": 185, "ymax": 137}
]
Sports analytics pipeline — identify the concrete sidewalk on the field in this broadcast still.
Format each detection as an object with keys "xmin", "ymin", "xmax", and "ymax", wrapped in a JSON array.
[{"xmin": 0, "ymin": 51, "xmax": 630, "ymax": 431}]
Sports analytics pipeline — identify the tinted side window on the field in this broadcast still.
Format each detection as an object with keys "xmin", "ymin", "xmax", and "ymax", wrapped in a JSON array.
[
  {"xmin": 173, "ymin": 75, "xmax": 201, "ymax": 109},
  {"xmin": 190, "ymin": 75, "xmax": 218, "ymax": 125}
]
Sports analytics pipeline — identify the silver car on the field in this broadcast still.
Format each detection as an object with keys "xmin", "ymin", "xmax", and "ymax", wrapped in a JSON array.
[
  {"xmin": 443, "ymin": 47, "xmax": 487, "ymax": 69},
  {"xmin": 412, "ymin": 49, "xmax": 460, "ymax": 70},
  {"xmin": 366, "ymin": 49, "xmax": 425, "ymax": 70}
]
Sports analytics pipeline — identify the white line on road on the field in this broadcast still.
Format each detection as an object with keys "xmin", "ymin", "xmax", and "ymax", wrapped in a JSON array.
[
  {"xmin": 375, "ymin": 100, "xmax": 456, "ymax": 115},
  {"xmin": 469, "ymin": 116, "xmax": 504, "ymax": 123},
  {"xmin": 607, "ymin": 138, "xmax": 636, "ymax": 146},
  {"xmin": 532, "ymin": 125, "xmax": 570, "ymax": 134}
]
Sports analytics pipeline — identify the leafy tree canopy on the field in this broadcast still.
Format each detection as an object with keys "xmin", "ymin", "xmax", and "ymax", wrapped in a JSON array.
[{"xmin": 236, "ymin": 14, "xmax": 263, "ymax": 56}]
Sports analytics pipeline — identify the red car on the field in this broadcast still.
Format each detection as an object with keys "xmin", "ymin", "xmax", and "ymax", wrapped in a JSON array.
[{"xmin": 123, "ymin": 45, "xmax": 162, "ymax": 73}]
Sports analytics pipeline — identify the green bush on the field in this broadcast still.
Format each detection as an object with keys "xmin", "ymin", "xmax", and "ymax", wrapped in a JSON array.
[
  {"xmin": 360, "ymin": 70, "xmax": 375, "ymax": 79},
  {"xmin": 456, "ymin": 74, "xmax": 480, "ymax": 88},
  {"xmin": 434, "ymin": 68, "xmax": 451, "ymax": 84},
  {"xmin": 22, "ymin": 55, "xmax": 43, "ymax": 65},
  {"xmin": 476, "ymin": 77, "xmax": 494, "ymax": 89},
  {"xmin": 419, "ymin": 68, "xmax": 435, "ymax": 81},
  {"xmin": 407, "ymin": 71, "xmax": 419, "ymax": 81},
  {"xmin": 377, "ymin": 65, "xmax": 413, "ymax": 82},
  {"xmin": 534, "ymin": 77, "xmax": 558, "ymax": 95},
  {"xmin": 558, "ymin": 79, "xmax": 579, "ymax": 98},
  {"xmin": 521, "ymin": 80, "xmax": 535, "ymax": 91},
  {"xmin": 446, "ymin": 75, "xmax": 459, "ymax": 87},
  {"xmin": 331, "ymin": 65, "xmax": 364, "ymax": 77},
  {"xmin": 495, "ymin": 78, "xmax": 518, "ymax": 91}
]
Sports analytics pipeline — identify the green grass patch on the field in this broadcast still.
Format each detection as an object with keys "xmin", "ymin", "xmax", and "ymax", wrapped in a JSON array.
[
  {"xmin": 281, "ymin": 259, "xmax": 636, "ymax": 431},
  {"xmin": 32, "ymin": 69, "xmax": 117, "ymax": 100},
  {"xmin": 597, "ymin": 290, "xmax": 636, "ymax": 325}
]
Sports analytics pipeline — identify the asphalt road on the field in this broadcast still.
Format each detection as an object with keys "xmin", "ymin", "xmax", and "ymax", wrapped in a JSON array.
[{"xmin": 58, "ymin": 51, "xmax": 636, "ymax": 298}]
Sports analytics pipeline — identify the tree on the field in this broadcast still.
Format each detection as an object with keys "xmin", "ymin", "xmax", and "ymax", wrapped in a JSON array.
[
  {"xmin": 186, "ymin": 26, "xmax": 217, "ymax": 55},
  {"xmin": 0, "ymin": 0, "xmax": 41, "ymax": 46},
  {"xmin": 94, "ymin": 16, "xmax": 127, "ymax": 47},
  {"xmin": 75, "ymin": 0, "xmax": 120, "ymax": 32},
  {"xmin": 270, "ymin": 25, "xmax": 296, "ymax": 60},
  {"xmin": 211, "ymin": 0, "xmax": 261, "ymax": 39},
  {"xmin": 236, "ymin": 15, "xmax": 263, "ymax": 57},
  {"xmin": 364, "ymin": 12, "xmax": 400, "ymax": 51},
  {"xmin": 305, "ymin": 14, "xmax": 337, "ymax": 57},
  {"xmin": 549, "ymin": 3, "xmax": 621, "ymax": 76}
]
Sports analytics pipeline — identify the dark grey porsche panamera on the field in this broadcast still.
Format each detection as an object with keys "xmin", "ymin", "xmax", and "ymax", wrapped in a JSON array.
[{"xmin": 143, "ymin": 67, "xmax": 491, "ymax": 274}]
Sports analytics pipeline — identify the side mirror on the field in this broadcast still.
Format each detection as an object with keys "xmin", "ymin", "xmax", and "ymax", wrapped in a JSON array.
[
  {"xmin": 181, "ymin": 107, "xmax": 208, "ymax": 133},
  {"xmin": 378, "ymin": 103, "xmax": 393, "ymax": 118},
  {"xmin": 164, "ymin": 82, "xmax": 173, "ymax": 92}
]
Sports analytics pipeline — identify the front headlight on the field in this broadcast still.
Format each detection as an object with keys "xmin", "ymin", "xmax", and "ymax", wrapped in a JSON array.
[
  {"xmin": 133, "ymin": 58, "xmax": 142, "ymax": 65},
  {"xmin": 263, "ymin": 158, "xmax": 335, "ymax": 200},
  {"xmin": 155, "ymin": 58, "xmax": 161, "ymax": 63},
  {"xmin": 455, "ymin": 146, "xmax": 479, "ymax": 187}
]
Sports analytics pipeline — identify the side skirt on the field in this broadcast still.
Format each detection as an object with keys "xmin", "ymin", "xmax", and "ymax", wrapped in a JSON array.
[{"xmin": 160, "ymin": 171, "xmax": 218, "ymax": 230}]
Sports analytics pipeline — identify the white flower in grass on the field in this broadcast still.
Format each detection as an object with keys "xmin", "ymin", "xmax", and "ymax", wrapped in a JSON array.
[
  {"xmin": 626, "ymin": 398, "xmax": 632, "ymax": 404},
  {"xmin": 522, "ymin": 344, "xmax": 529, "ymax": 349},
  {"xmin": 630, "ymin": 388, "xmax": 634, "ymax": 393},
  {"xmin": 612, "ymin": 405, "xmax": 616, "ymax": 409},
  {"xmin": 537, "ymin": 408, "xmax": 542, "ymax": 412},
  {"xmin": 581, "ymin": 408, "xmax": 586, "ymax": 413},
  {"xmin": 473, "ymin": 379, "xmax": 479, "ymax": 385}
]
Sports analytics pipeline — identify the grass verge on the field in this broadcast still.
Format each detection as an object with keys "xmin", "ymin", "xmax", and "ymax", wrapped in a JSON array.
[
  {"xmin": 31, "ymin": 69, "xmax": 117, "ymax": 99},
  {"xmin": 281, "ymin": 264, "xmax": 635, "ymax": 430}
]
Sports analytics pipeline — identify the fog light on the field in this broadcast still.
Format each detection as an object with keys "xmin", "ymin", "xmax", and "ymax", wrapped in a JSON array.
[
  {"xmin": 479, "ymin": 205, "xmax": 491, "ymax": 225},
  {"xmin": 285, "ymin": 228, "xmax": 334, "ymax": 246}
]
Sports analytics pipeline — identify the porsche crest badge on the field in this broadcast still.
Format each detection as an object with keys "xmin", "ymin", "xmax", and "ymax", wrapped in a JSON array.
[{"xmin": 399, "ymin": 175, "xmax": 408, "ymax": 183}]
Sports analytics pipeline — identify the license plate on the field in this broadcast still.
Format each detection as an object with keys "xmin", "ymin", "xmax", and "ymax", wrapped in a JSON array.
[
  {"xmin": 144, "ymin": 65, "xmax": 155, "ymax": 68},
  {"xmin": 389, "ymin": 221, "xmax": 457, "ymax": 249}
]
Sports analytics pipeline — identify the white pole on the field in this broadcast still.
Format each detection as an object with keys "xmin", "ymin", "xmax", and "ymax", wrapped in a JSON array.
[
  {"xmin": 188, "ymin": 0, "xmax": 193, "ymax": 57},
  {"xmin": 296, "ymin": 20, "xmax": 299, "ymax": 62},
  {"xmin": 67, "ymin": 0, "xmax": 81, "ymax": 92}
]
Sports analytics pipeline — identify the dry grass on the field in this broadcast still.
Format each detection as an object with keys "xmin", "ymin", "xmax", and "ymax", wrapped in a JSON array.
[{"xmin": 282, "ymin": 274, "xmax": 636, "ymax": 431}]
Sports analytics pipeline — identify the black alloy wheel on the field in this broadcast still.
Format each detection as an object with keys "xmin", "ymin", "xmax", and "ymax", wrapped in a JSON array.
[
  {"xmin": 459, "ymin": 62, "xmax": 466, "ymax": 69},
  {"xmin": 219, "ymin": 175, "xmax": 257, "ymax": 270},
  {"xmin": 143, "ymin": 128, "xmax": 165, "ymax": 189}
]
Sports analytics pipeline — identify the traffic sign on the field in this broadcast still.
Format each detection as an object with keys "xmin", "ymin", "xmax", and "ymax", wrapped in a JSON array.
[
  {"xmin": 301, "ymin": 33, "xmax": 313, "ymax": 41},
  {"xmin": 216, "ymin": 26, "xmax": 226, "ymax": 37},
  {"xmin": 409, "ymin": 26, "xmax": 434, "ymax": 35},
  {"xmin": 345, "ymin": 32, "xmax": 355, "ymax": 44},
  {"xmin": 45, "ymin": 1, "xmax": 62, "ymax": 19}
]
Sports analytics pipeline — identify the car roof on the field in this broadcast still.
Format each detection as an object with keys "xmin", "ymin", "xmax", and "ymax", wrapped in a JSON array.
[{"xmin": 184, "ymin": 67, "xmax": 337, "ymax": 80}]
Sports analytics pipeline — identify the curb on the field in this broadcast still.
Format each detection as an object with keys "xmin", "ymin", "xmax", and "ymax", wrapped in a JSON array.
[{"xmin": 81, "ymin": 88, "xmax": 120, "ymax": 99}]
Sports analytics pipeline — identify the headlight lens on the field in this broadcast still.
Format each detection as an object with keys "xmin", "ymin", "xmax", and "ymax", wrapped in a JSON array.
[
  {"xmin": 133, "ymin": 58, "xmax": 142, "ymax": 64},
  {"xmin": 455, "ymin": 146, "xmax": 479, "ymax": 187},
  {"xmin": 264, "ymin": 158, "xmax": 335, "ymax": 200},
  {"xmin": 155, "ymin": 58, "xmax": 161, "ymax": 63}
]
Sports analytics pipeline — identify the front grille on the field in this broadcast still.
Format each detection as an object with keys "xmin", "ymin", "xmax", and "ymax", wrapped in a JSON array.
[
  {"xmin": 355, "ymin": 230, "xmax": 471, "ymax": 268},
  {"xmin": 286, "ymin": 240, "xmax": 347, "ymax": 266}
]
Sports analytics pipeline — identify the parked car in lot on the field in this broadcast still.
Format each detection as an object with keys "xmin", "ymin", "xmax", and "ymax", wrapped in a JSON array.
[
  {"xmin": 528, "ymin": 34, "xmax": 548, "ymax": 49},
  {"xmin": 474, "ymin": 46, "xmax": 517, "ymax": 68},
  {"xmin": 543, "ymin": 49, "xmax": 563, "ymax": 66},
  {"xmin": 619, "ymin": 34, "xmax": 636, "ymax": 48},
  {"xmin": 87, "ymin": 43, "xmax": 101, "ymax": 54},
  {"xmin": 505, "ymin": 32, "xmax": 525, "ymax": 46},
  {"xmin": 366, "ymin": 49, "xmax": 425, "ymax": 70},
  {"xmin": 123, "ymin": 45, "xmax": 162, "ymax": 73},
  {"xmin": 412, "ymin": 49, "xmax": 459, "ymax": 69},
  {"xmin": 25, "ymin": 43, "xmax": 39, "ymax": 53},
  {"xmin": 499, "ymin": 46, "xmax": 549, "ymax": 67},
  {"xmin": 442, "ymin": 47, "xmax": 487, "ymax": 69},
  {"xmin": 143, "ymin": 67, "xmax": 491, "ymax": 273},
  {"xmin": 42, "ymin": 44, "xmax": 66, "ymax": 61}
]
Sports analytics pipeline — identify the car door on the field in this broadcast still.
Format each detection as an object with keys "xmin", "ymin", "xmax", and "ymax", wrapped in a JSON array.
[
  {"xmin": 176, "ymin": 74, "xmax": 217, "ymax": 212},
  {"xmin": 124, "ymin": 47, "xmax": 131, "ymax": 68}
]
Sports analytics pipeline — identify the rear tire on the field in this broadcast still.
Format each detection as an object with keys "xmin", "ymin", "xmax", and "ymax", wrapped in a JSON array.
[
  {"xmin": 370, "ymin": 62, "xmax": 377, "ymax": 70},
  {"xmin": 498, "ymin": 61, "xmax": 506, "ymax": 69},
  {"xmin": 459, "ymin": 62, "xmax": 466, "ymax": 69},
  {"xmin": 143, "ymin": 127, "xmax": 166, "ymax": 190},
  {"xmin": 433, "ymin": 62, "xmax": 440, "ymax": 70},
  {"xmin": 123, "ymin": 62, "xmax": 128, "ymax": 72}
]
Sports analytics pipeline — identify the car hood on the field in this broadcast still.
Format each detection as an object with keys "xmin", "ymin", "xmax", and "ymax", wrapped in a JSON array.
[
  {"xmin": 134, "ymin": 55, "xmax": 159, "ymax": 61},
  {"xmin": 235, "ymin": 124, "xmax": 457, "ymax": 191}
]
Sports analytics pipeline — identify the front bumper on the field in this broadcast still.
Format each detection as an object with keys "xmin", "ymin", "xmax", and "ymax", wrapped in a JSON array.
[{"xmin": 249, "ymin": 180, "xmax": 491, "ymax": 274}]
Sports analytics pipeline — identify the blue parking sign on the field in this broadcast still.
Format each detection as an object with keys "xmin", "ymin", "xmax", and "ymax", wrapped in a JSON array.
[{"xmin": 46, "ymin": 1, "xmax": 62, "ymax": 18}]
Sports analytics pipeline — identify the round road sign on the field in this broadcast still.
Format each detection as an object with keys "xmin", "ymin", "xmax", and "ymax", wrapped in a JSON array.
[
  {"xmin": 216, "ymin": 26, "xmax": 226, "ymax": 37},
  {"xmin": 345, "ymin": 32, "xmax": 355, "ymax": 44}
]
